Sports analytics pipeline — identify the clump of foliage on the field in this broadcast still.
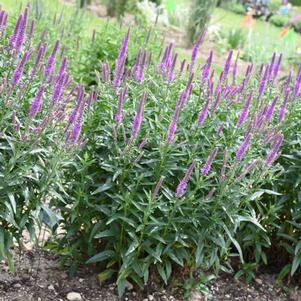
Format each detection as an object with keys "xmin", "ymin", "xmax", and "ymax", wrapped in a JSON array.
[
  {"xmin": 51, "ymin": 25, "xmax": 301, "ymax": 295},
  {"xmin": 78, "ymin": 23, "xmax": 161, "ymax": 86},
  {"xmin": 269, "ymin": 14, "xmax": 291, "ymax": 27},
  {"xmin": 187, "ymin": 0, "xmax": 218, "ymax": 45},
  {"xmin": 223, "ymin": 28, "xmax": 246, "ymax": 49},
  {"xmin": 0, "ymin": 5, "xmax": 87, "ymax": 270}
]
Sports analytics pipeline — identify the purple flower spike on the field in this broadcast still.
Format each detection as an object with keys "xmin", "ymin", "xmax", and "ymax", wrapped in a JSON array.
[
  {"xmin": 201, "ymin": 147, "xmax": 219, "ymax": 176},
  {"xmin": 44, "ymin": 40, "xmax": 60, "ymax": 80},
  {"xmin": 265, "ymin": 95, "xmax": 279, "ymax": 123},
  {"xmin": 167, "ymin": 53, "xmax": 178, "ymax": 82},
  {"xmin": 273, "ymin": 53, "xmax": 282, "ymax": 80},
  {"xmin": 8, "ymin": 14, "xmax": 22, "ymax": 49},
  {"xmin": 153, "ymin": 176, "xmax": 165, "ymax": 199},
  {"xmin": 12, "ymin": 51, "xmax": 29, "ymax": 86},
  {"xmin": 236, "ymin": 133, "xmax": 252, "ymax": 161},
  {"xmin": 176, "ymin": 160, "xmax": 197, "ymax": 197},
  {"xmin": 293, "ymin": 64, "xmax": 301, "ymax": 99},
  {"xmin": 198, "ymin": 91, "xmax": 211, "ymax": 126},
  {"xmin": 190, "ymin": 29, "xmax": 206, "ymax": 73},
  {"xmin": 279, "ymin": 89, "xmax": 290, "ymax": 122},
  {"xmin": 236, "ymin": 90, "xmax": 253, "ymax": 128},
  {"xmin": 137, "ymin": 49, "xmax": 147, "ymax": 83},
  {"xmin": 179, "ymin": 59, "xmax": 186, "ymax": 76},
  {"xmin": 201, "ymin": 50, "xmax": 213, "ymax": 84},
  {"xmin": 131, "ymin": 92, "xmax": 147, "ymax": 138},
  {"xmin": 167, "ymin": 93, "xmax": 184, "ymax": 143},
  {"xmin": 222, "ymin": 50, "xmax": 233, "ymax": 84},
  {"xmin": 115, "ymin": 85, "xmax": 128, "ymax": 125},
  {"xmin": 15, "ymin": 7, "xmax": 29, "ymax": 52},
  {"xmin": 29, "ymin": 85, "xmax": 45, "ymax": 119},
  {"xmin": 265, "ymin": 134, "xmax": 284, "ymax": 166},
  {"xmin": 114, "ymin": 29, "xmax": 131, "ymax": 88},
  {"xmin": 258, "ymin": 65, "xmax": 269, "ymax": 100}
]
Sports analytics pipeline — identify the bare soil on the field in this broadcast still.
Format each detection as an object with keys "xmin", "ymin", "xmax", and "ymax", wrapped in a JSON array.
[{"xmin": 1, "ymin": 248, "xmax": 301, "ymax": 301}]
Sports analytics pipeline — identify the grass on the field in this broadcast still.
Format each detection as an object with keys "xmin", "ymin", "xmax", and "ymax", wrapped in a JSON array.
[{"xmin": 213, "ymin": 8, "xmax": 301, "ymax": 66}]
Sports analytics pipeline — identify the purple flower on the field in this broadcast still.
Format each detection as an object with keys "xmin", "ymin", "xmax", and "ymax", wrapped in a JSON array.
[
  {"xmin": 198, "ymin": 92, "xmax": 211, "ymax": 126},
  {"xmin": 29, "ymin": 85, "xmax": 45, "ymax": 119},
  {"xmin": 29, "ymin": 19, "xmax": 35, "ymax": 40},
  {"xmin": 222, "ymin": 50, "xmax": 233, "ymax": 84},
  {"xmin": 176, "ymin": 160, "xmax": 197, "ymax": 197},
  {"xmin": 211, "ymin": 92, "xmax": 221, "ymax": 114},
  {"xmin": 44, "ymin": 40, "xmax": 60, "ymax": 80},
  {"xmin": 114, "ymin": 29, "xmax": 131, "ymax": 88},
  {"xmin": 167, "ymin": 53, "xmax": 178, "ymax": 82},
  {"xmin": 265, "ymin": 134, "xmax": 284, "ymax": 166},
  {"xmin": 167, "ymin": 94, "xmax": 184, "ymax": 143},
  {"xmin": 216, "ymin": 122, "xmax": 224, "ymax": 136},
  {"xmin": 115, "ymin": 85, "xmax": 128, "ymax": 125},
  {"xmin": 15, "ymin": 7, "xmax": 29, "ymax": 52},
  {"xmin": 201, "ymin": 50, "xmax": 213, "ymax": 83},
  {"xmin": 190, "ymin": 30, "xmax": 206, "ymax": 73},
  {"xmin": 153, "ymin": 176, "xmax": 165, "ymax": 199},
  {"xmin": 236, "ymin": 90, "xmax": 253, "ymax": 128},
  {"xmin": 137, "ymin": 49, "xmax": 147, "ymax": 83},
  {"xmin": 267, "ymin": 52, "xmax": 276, "ymax": 81},
  {"xmin": 236, "ymin": 160, "xmax": 258, "ymax": 181},
  {"xmin": 12, "ymin": 51, "xmax": 29, "ymax": 86},
  {"xmin": 8, "ymin": 14, "xmax": 22, "ymax": 49},
  {"xmin": 258, "ymin": 65, "xmax": 269, "ymax": 100},
  {"xmin": 293, "ymin": 64, "xmax": 301, "ymax": 99},
  {"xmin": 201, "ymin": 147, "xmax": 219, "ymax": 176},
  {"xmin": 265, "ymin": 95, "xmax": 279, "ymax": 123},
  {"xmin": 273, "ymin": 53, "xmax": 282, "ymax": 80},
  {"xmin": 236, "ymin": 133, "xmax": 252, "ymax": 161},
  {"xmin": 279, "ymin": 89, "xmax": 290, "ymax": 122},
  {"xmin": 179, "ymin": 59, "xmax": 186, "ymax": 76},
  {"xmin": 131, "ymin": 92, "xmax": 147, "ymax": 138}
]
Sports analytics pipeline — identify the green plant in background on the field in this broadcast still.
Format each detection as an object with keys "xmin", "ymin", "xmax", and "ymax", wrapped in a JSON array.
[
  {"xmin": 224, "ymin": 28, "xmax": 246, "ymax": 49},
  {"xmin": 78, "ymin": 23, "xmax": 161, "ymax": 86},
  {"xmin": 187, "ymin": 0, "xmax": 218, "ymax": 45},
  {"xmin": 269, "ymin": 14, "xmax": 291, "ymax": 27}
]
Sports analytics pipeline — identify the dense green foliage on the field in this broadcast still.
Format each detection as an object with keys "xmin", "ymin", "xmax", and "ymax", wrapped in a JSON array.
[{"xmin": 1, "ymin": 0, "xmax": 301, "ymax": 297}]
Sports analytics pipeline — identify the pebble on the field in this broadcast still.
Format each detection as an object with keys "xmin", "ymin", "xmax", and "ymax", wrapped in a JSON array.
[
  {"xmin": 148, "ymin": 295, "xmax": 154, "ymax": 301},
  {"xmin": 143, "ymin": 298, "xmax": 148, "ymax": 301},
  {"xmin": 132, "ymin": 292, "xmax": 137, "ymax": 297},
  {"xmin": 225, "ymin": 294, "xmax": 231, "ymax": 299},
  {"xmin": 48, "ymin": 284, "xmax": 55, "ymax": 291},
  {"xmin": 79, "ymin": 278, "xmax": 84, "ymax": 283},
  {"xmin": 67, "ymin": 292, "xmax": 82, "ymax": 301},
  {"xmin": 255, "ymin": 278, "xmax": 263, "ymax": 285},
  {"xmin": 37, "ymin": 298, "xmax": 41, "ymax": 301},
  {"xmin": 125, "ymin": 280, "xmax": 134, "ymax": 291},
  {"xmin": 13, "ymin": 283, "xmax": 22, "ymax": 289}
]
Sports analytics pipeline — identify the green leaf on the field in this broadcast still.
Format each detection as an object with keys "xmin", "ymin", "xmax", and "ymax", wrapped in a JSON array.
[
  {"xmin": 291, "ymin": 255, "xmax": 301, "ymax": 276},
  {"xmin": 222, "ymin": 224, "xmax": 244, "ymax": 263},
  {"xmin": 98, "ymin": 269, "xmax": 116, "ymax": 284},
  {"xmin": 86, "ymin": 250, "xmax": 115, "ymax": 264},
  {"xmin": 92, "ymin": 182, "xmax": 113, "ymax": 195},
  {"xmin": 7, "ymin": 193, "xmax": 16, "ymax": 214}
]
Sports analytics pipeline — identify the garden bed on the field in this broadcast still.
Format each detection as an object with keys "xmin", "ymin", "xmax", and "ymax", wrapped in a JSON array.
[{"xmin": 0, "ymin": 249, "xmax": 300, "ymax": 301}]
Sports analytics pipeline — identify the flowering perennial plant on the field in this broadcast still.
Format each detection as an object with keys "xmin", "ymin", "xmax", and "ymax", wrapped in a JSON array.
[
  {"xmin": 0, "ymin": 7, "xmax": 87, "ymax": 270},
  {"xmin": 55, "ymin": 27, "xmax": 301, "ymax": 295}
]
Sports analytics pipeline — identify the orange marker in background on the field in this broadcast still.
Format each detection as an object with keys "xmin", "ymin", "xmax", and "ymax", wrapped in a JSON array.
[{"xmin": 242, "ymin": 12, "xmax": 255, "ymax": 29}]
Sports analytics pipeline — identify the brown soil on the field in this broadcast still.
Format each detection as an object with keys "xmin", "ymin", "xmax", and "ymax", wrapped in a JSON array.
[{"xmin": 1, "ymin": 249, "xmax": 301, "ymax": 301}]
